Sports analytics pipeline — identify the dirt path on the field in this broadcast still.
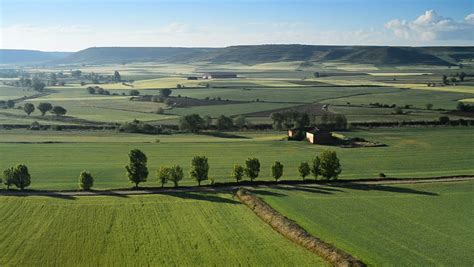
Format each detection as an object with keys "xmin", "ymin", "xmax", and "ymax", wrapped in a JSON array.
[{"xmin": 0, "ymin": 176, "xmax": 472, "ymax": 198}]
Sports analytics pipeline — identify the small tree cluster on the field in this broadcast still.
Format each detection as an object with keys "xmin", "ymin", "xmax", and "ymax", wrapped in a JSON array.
[
  {"xmin": 270, "ymin": 111, "xmax": 310, "ymax": 130},
  {"xmin": 157, "ymin": 165, "xmax": 183, "ymax": 187},
  {"xmin": 301, "ymin": 150, "xmax": 342, "ymax": 180},
  {"xmin": 2, "ymin": 164, "xmax": 31, "ymax": 190}
]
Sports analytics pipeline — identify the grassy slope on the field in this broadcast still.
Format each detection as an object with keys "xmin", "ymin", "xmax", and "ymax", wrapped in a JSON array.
[
  {"xmin": 0, "ymin": 127, "xmax": 472, "ymax": 190},
  {"xmin": 256, "ymin": 181, "xmax": 474, "ymax": 266},
  {"xmin": 0, "ymin": 193, "xmax": 325, "ymax": 266}
]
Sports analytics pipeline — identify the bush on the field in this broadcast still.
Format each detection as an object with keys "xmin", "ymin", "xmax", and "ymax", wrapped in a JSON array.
[
  {"xmin": 79, "ymin": 171, "xmax": 94, "ymax": 191},
  {"xmin": 379, "ymin": 173, "xmax": 386, "ymax": 178},
  {"xmin": 439, "ymin": 116, "xmax": 450, "ymax": 124}
]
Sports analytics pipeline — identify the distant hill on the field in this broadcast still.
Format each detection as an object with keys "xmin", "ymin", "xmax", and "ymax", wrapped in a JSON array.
[
  {"xmin": 3, "ymin": 45, "xmax": 473, "ymax": 66},
  {"xmin": 0, "ymin": 49, "xmax": 72, "ymax": 64}
]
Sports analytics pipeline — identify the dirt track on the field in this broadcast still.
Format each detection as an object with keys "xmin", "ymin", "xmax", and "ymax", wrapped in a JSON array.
[{"xmin": 0, "ymin": 176, "xmax": 472, "ymax": 197}]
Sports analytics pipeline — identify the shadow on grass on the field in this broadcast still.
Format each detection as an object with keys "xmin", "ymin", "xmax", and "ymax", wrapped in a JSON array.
[
  {"xmin": 329, "ymin": 183, "xmax": 438, "ymax": 196},
  {"xmin": 198, "ymin": 131, "xmax": 251, "ymax": 139},
  {"xmin": 273, "ymin": 184, "xmax": 344, "ymax": 195},
  {"xmin": 162, "ymin": 191, "xmax": 240, "ymax": 204},
  {"xmin": 0, "ymin": 190, "xmax": 77, "ymax": 200}
]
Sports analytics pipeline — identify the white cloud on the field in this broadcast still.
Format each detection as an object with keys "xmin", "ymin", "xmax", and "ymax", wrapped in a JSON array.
[{"xmin": 385, "ymin": 10, "xmax": 474, "ymax": 43}]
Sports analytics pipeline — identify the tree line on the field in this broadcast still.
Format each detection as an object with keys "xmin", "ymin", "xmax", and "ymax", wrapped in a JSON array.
[
  {"xmin": 2, "ymin": 149, "xmax": 341, "ymax": 191},
  {"xmin": 270, "ymin": 111, "xmax": 348, "ymax": 131}
]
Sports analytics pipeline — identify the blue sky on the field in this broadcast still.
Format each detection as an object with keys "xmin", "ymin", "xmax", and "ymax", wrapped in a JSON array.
[{"xmin": 1, "ymin": 0, "xmax": 473, "ymax": 51}]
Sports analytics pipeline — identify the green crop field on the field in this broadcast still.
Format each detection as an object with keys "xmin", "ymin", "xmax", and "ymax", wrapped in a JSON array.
[
  {"xmin": 0, "ymin": 127, "xmax": 472, "ymax": 190},
  {"xmin": 0, "ymin": 192, "xmax": 325, "ymax": 266},
  {"xmin": 255, "ymin": 181, "xmax": 474, "ymax": 266}
]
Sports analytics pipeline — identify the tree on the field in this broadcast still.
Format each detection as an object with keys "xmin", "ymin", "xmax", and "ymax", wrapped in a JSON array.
[
  {"xmin": 189, "ymin": 156, "xmax": 209, "ymax": 186},
  {"xmin": 320, "ymin": 150, "xmax": 342, "ymax": 180},
  {"xmin": 244, "ymin": 158, "xmax": 260, "ymax": 182},
  {"xmin": 7, "ymin": 100, "xmax": 15, "ymax": 109},
  {"xmin": 311, "ymin": 156, "xmax": 321, "ymax": 179},
  {"xmin": 2, "ymin": 167, "xmax": 15, "ymax": 189},
  {"xmin": 51, "ymin": 106, "xmax": 67, "ymax": 116},
  {"xmin": 203, "ymin": 115, "xmax": 213, "ymax": 128},
  {"xmin": 271, "ymin": 161, "xmax": 283, "ymax": 182},
  {"xmin": 425, "ymin": 103, "xmax": 433, "ymax": 110},
  {"xmin": 442, "ymin": 75, "xmax": 448, "ymax": 85},
  {"xmin": 169, "ymin": 165, "xmax": 184, "ymax": 187},
  {"xmin": 334, "ymin": 114, "xmax": 347, "ymax": 130},
  {"xmin": 37, "ymin": 102, "xmax": 53, "ymax": 116},
  {"xmin": 179, "ymin": 114, "xmax": 205, "ymax": 133},
  {"xmin": 216, "ymin": 115, "xmax": 233, "ymax": 130},
  {"xmin": 439, "ymin": 116, "xmax": 450, "ymax": 124},
  {"xmin": 459, "ymin": 72, "xmax": 466, "ymax": 82},
  {"xmin": 12, "ymin": 164, "xmax": 31, "ymax": 190},
  {"xmin": 32, "ymin": 79, "xmax": 46, "ymax": 92},
  {"xmin": 49, "ymin": 73, "xmax": 58, "ymax": 86},
  {"xmin": 130, "ymin": 90, "xmax": 140, "ymax": 96},
  {"xmin": 125, "ymin": 149, "xmax": 149, "ymax": 188},
  {"xmin": 298, "ymin": 162, "xmax": 310, "ymax": 180},
  {"xmin": 450, "ymin": 77, "xmax": 457, "ymax": 85},
  {"xmin": 234, "ymin": 115, "xmax": 247, "ymax": 129},
  {"xmin": 23, "ymin": 103, "xmax": 35, "ymax": 116},
  {"xmin": 270, "ymin": 112, "xmax": 284, "ymax": 130},
  {"xmin": 87, "ymin": 87, "xmax": 96, "ymax": 94},
  {"xmin": 231, "ymin": 164, "xmax": 244, "ymax": 182},
  {"xmin": 157, "ymin": 167, "xmax": 170, "ymax": 188},
  {"xmin": 160, "ymin": 89, "xmax": 172, "ymax": 98},
  {"xmin": 79, "ymin": 170, "xmax": 94, "ymax": 191},
  {"xmin": 71, "ymin": 70, "xmax": 82, "ymax": 78},
  {"xmin": 113, "ymin": 71, "xmax": 121, "ymax": 82},
  {"xmin": 393, "ymin": 107, "xmax": 404, "ymax": 115}
]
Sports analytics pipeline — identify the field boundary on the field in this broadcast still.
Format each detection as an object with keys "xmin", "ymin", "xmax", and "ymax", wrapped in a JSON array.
[{"xmin": 236, "ymin": 188, "xmax": 365, "ymax": 267}]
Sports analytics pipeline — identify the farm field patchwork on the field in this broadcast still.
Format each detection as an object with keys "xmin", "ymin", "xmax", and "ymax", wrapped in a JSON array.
[
  {"xmin": 255, "ymin": 180, "xmax": 474, "ymax": 266},
  {"xmin": 0, "ymin": 127, "xmax": 472, "ymax": 190},
  {"xmin": 0, "ymin": 192, "xmax": 325, "ymax": 266}
]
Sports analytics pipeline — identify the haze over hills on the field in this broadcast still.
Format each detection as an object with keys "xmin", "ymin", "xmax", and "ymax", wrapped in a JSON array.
[{"xmin": 1, "ymin": 45, "xmax": 473, "ymax": 66}]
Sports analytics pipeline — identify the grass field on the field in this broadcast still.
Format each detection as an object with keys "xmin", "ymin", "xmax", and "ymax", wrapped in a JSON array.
[
  {"xmin": 0, "ymin": 127, "xmax": 472, "ymax": 190},
  {"xmin": 255, "ymin": 181, "xmax": 474, "ymax": 266},
  {"xmin": 0, "ymin": 192, "xmax": 325, "ymax": 266}
]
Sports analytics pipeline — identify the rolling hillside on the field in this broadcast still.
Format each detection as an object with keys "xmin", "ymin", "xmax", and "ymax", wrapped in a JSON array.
[
  {"xmin": 0, "ymin": 49, "xmax": 72, "ymax": 64},
  {"xmin": 2, "ymin": 45, "xmax": 473, "ymax": 66}
]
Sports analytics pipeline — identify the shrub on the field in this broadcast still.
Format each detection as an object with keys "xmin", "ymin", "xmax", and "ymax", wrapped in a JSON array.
[
  {"xmin": 79, "ymin": 171, "xmax": 94, "ymax": 191},
  {"xmin": 379, "ymin": 173, "xmax": 386, "ymax": 178}
]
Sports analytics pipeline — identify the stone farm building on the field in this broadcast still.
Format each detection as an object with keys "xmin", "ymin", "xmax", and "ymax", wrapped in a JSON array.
[
  {"xmin": 202, "ymin": 72, "xmax": 237, "ymax": 79},
  {"xmin": 288, "ymin": 127, "xmax": 335, "ymax": 145}
]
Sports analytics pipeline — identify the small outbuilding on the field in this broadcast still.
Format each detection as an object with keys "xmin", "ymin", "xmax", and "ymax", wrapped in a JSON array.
[
  {"xmin": 305, "ymin": 128, "xmax": 334, "ymax": 144},
  {"xmin": 202, "ymin": 72, "xmax": 237, "ymax": 79}
]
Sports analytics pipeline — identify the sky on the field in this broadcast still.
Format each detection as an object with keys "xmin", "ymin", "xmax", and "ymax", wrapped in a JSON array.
[{"xmin": 0, "ymin": 0, "xmax": 473, "ymax": 51}]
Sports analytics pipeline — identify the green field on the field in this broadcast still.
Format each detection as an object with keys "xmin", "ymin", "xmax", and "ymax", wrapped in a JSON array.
[
  {"xmin": 255, "ymin": 180, "xmax": 474, "ymax": 266},
  {"xmin": 0, "ymin": 192, "xmax": 325, "ymax": 266},
  {"xmin": 0, "ymin": 127, "xmax": 472, "ymax": 190}
]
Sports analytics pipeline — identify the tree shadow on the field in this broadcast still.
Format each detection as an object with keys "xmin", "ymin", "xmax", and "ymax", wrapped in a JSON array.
[
  {"xmin": 329, "ymin": 183, "xmax": 438, "ymax": 196},
  {"xmin": 248, "ymin": 189, "xmax": 287, "ymax": 197},
  {"xmin": 272, "ymin": 185, "xmax": 335, "ymax": 195},
  {"xmin": 0, "ymin": 190, "xmax": 77, "ymax": 200},
  {"xmin": 162, "ymin": 191, "xmax": 240, "ymax": 204},
  {"xmin": 198, "ymin": 131, "xmax": 251, "ymax": 139},
  {"xmin": 87, "ymin": 190, "xmax": 130, "ymax": 198}
]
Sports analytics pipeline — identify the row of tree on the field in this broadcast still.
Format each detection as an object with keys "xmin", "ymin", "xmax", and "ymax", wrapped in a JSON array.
[
  {"xmin": 22, "ymin": 102, "xmax": 67, "ymax": 116},
  {"xmin": 270, "ymin": 111, "xmax": 348, "ymax": 131},
  {"xmin": 179, "ymin": 114, "xmax": 248, "ymax": 132},
  {"xmin": 124, "ymin": 149, "xmax": 342, "ymax": 189}
]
